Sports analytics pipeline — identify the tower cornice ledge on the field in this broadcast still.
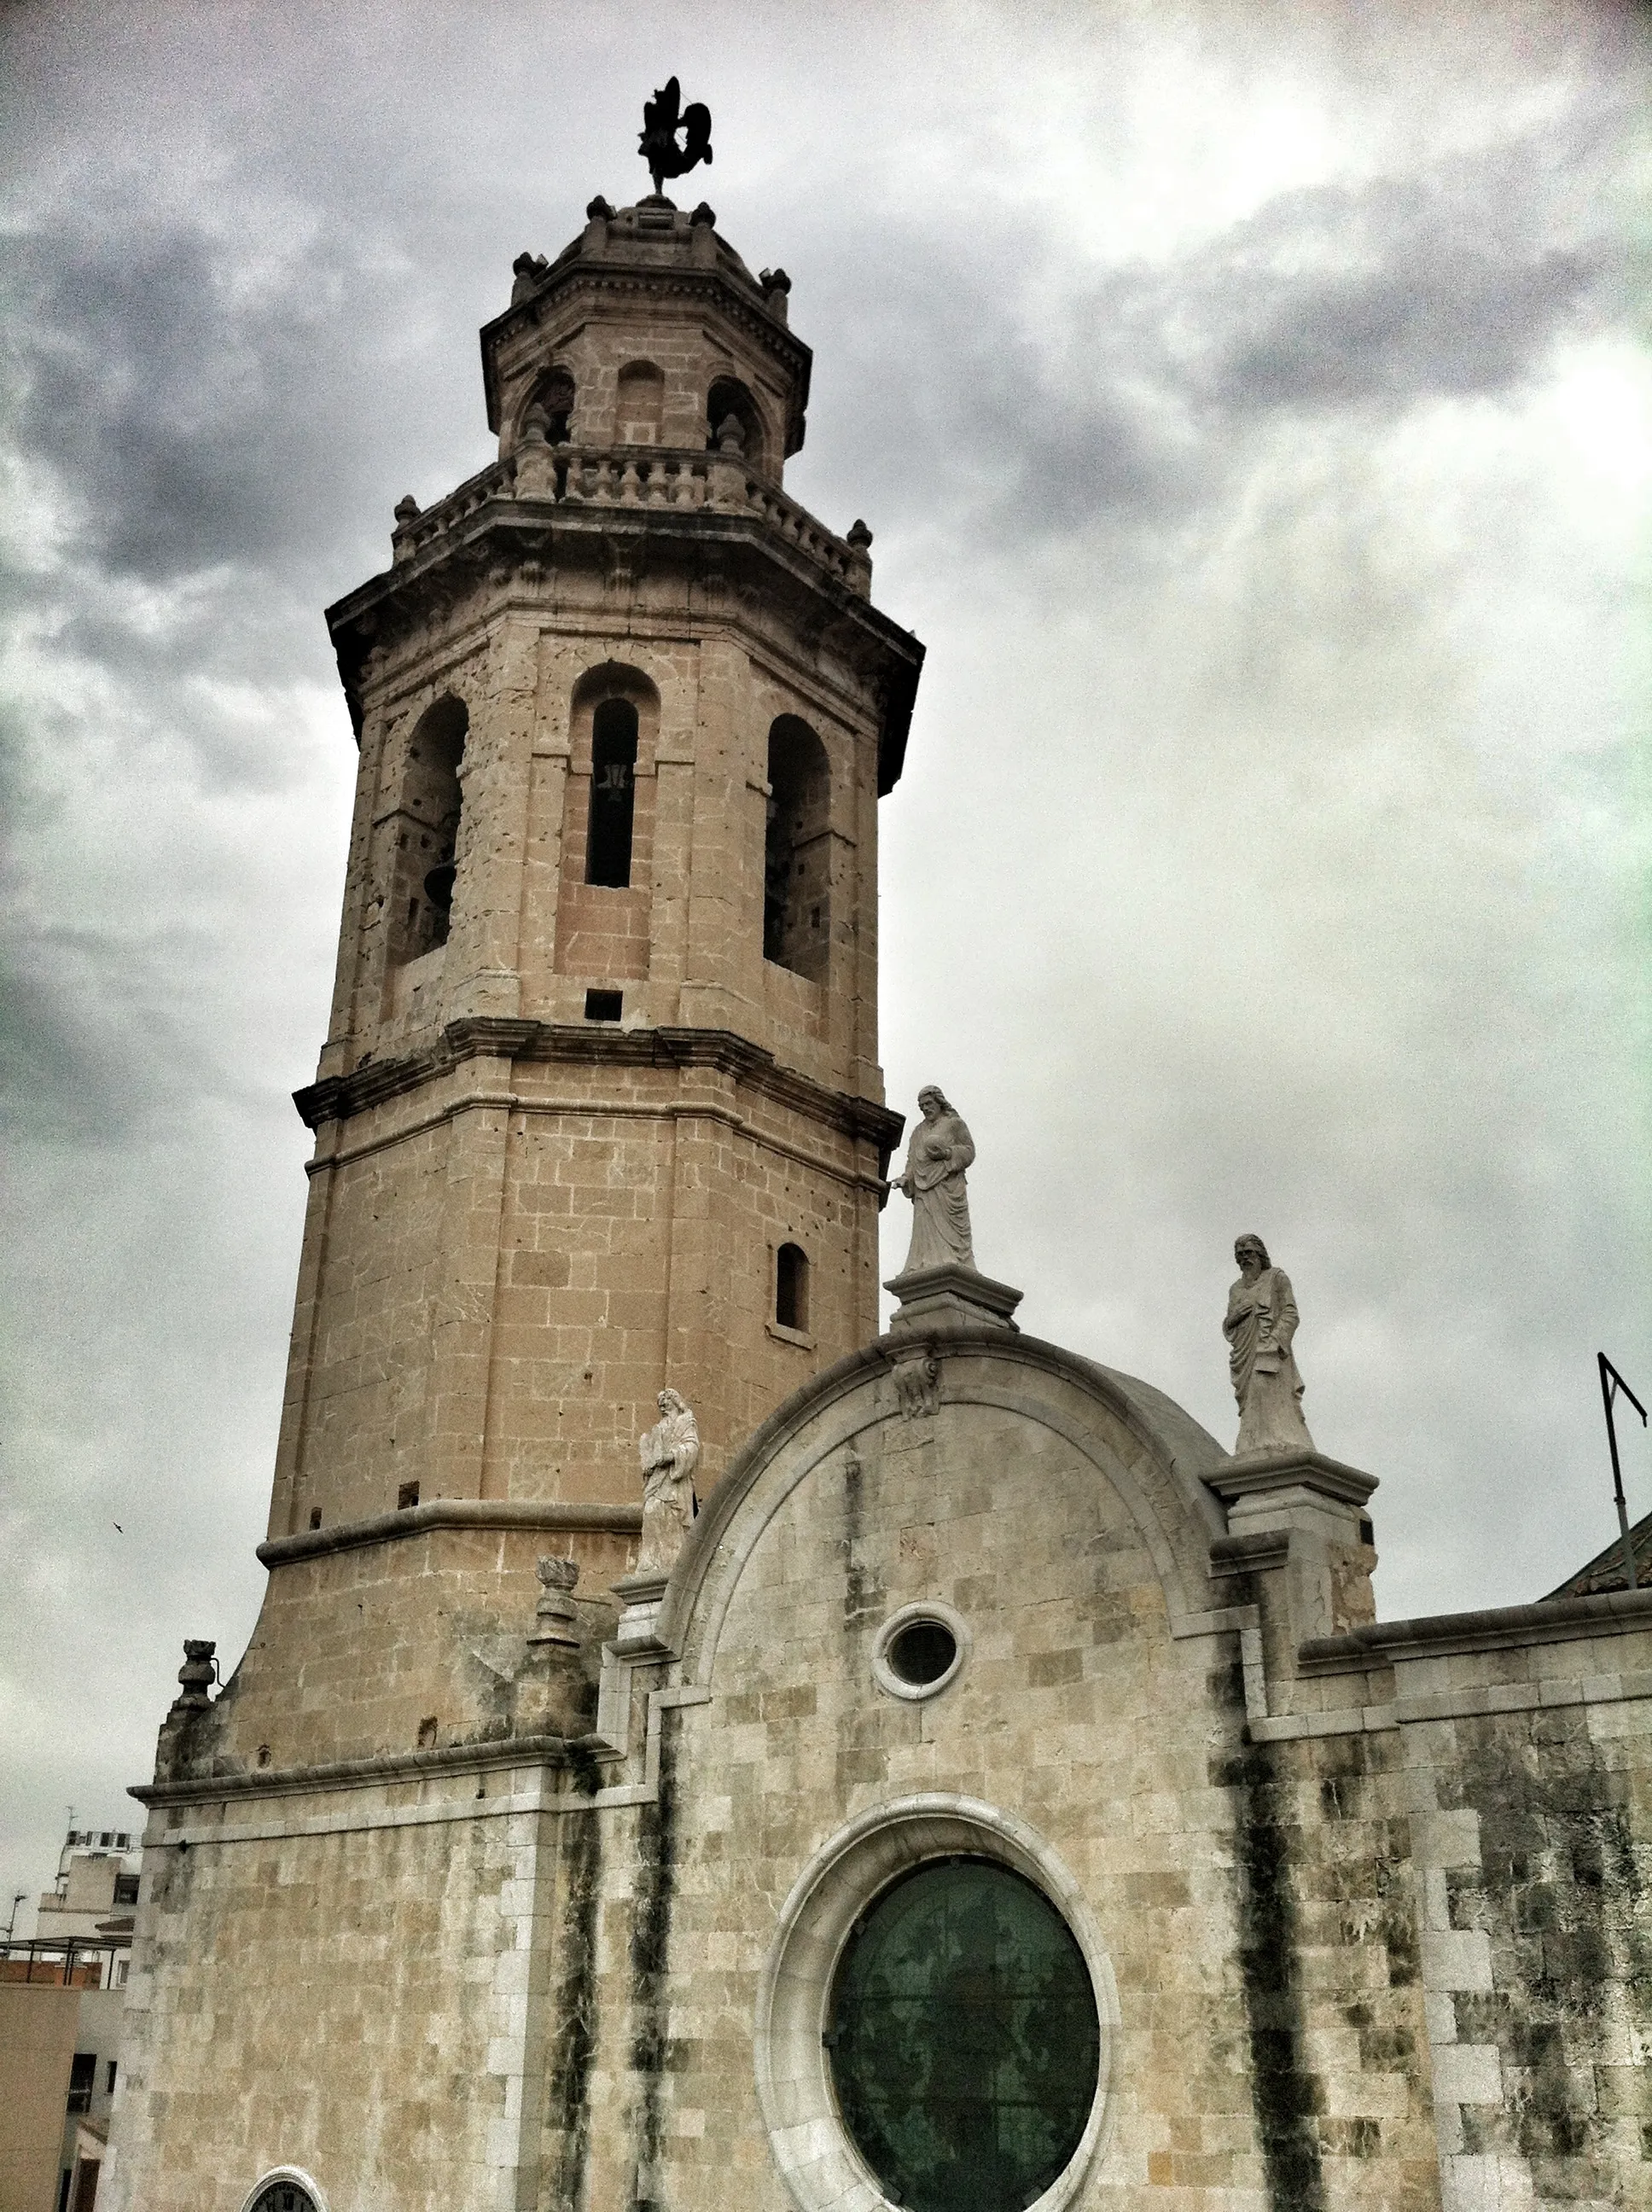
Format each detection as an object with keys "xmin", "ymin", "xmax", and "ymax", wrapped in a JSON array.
[
  {"xmin": 130, "ymin": 1729, "xmax": 585, "ymax": 1809},
  {"xmin": 325, "ymin": 453, "xmax": 924, "ymax": 794},
  {"xmin": 294, "ymin": 1016, "xmax": 907, "ymax": 1161}
]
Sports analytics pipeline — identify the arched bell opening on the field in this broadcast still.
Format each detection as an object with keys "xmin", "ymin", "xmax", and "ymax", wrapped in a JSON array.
[
  {"xmin": 764, "ymin": 715, "xmax": 830, "ymax": 981},
  {"xmin": 707, "ymin": 375, "xmax": 766, "ymax": 470},
  {"xmin": 387, "ymin": 696, "xmax": 467, "ymax": 966},
  {"xmin": 518, "ymin": 364, "xmax": 576, "ymax": 450}
]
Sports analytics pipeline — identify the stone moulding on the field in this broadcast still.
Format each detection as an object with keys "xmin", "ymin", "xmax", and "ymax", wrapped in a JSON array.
[
  {"xmin": 1205, "ymin": 1449, "xmax": 1378, "ymax": 1511},
  {"xmin": 869, "ymin": 1599, "xmax": 971, "ymax": 1703},
  {"xmin": 129, "ymin": 1729, "xmax": 581, "ymax": 1808},
  {"xmin": 1296, "ymin": 1581, "xmax": 1652, "ymax": 1670},
  {"xmin": 292, "ymin": 1018, "xmax": 908, "ymax": 1168},
  {"xmin": 753, "ymin": 1794, "xmax": 1121, "ymax": 2212},
  {"xmin": 255, "ymin": 1495, "xmax": 642, "ymax": 1569}
]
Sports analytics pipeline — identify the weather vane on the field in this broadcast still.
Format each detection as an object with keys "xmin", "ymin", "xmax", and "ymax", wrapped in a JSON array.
[{"xmin": 639, "ymin": 78, "xmax": 713, "ymax": 199}]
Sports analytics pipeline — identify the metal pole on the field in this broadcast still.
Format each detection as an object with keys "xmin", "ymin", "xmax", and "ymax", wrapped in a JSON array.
[{"xmin": 1598, "ymin": 1353, "xmax": 1647, "ymax": 1593}]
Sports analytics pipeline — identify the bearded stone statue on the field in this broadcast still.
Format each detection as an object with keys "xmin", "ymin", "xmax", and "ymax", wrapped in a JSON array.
[{"xmin": 1224, "ymin": 1234, "xmax": 1315, "ymax": 1456}]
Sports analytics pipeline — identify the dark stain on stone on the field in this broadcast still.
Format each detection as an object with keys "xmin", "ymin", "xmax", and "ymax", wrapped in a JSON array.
[
  {"xmin": 1441, "ymin": 1708, "xmax": 1649, "ymax": 2198},
  {"xmin": 547, "ymin": 1784, "xmax": 602, "ymax": 2212},
  {"xmin": 841, "ymin": 1444, "xmax": 882, "ymax": 1633},
  {"xmin": 630, "ymin": 1718, "xmax": 678, "ymax": 2212},
  {"xmin": 1214, "ymin": 1738, "xmax": 1327, "ymax": 2212}
]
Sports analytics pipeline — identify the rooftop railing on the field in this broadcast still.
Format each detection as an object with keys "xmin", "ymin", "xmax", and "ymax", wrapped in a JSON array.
[{"xmin": 0, "ymin": 1936, "xmax": 131, "ymax": 1990}]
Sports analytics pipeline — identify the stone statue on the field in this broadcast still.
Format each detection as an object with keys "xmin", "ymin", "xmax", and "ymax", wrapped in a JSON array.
[
  {"xmin": 637, "ymin": 1388, "xmax": 701, "ymax": 1571},
  {"xmin": 893, "ymin": 1086, "xmax": 975, "ymax": 1272},
  {"xmin": 1224, "ymin": 1234, "xmax": 1315, "ymax": 1456},
  {"xmin": 638, "ymin": 78, "xmax": 713, "ymax": 198}
]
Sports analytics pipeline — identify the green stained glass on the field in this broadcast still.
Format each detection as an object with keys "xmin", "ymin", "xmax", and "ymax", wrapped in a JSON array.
[{"xmin": 827, "ymin": 1859, "xmax": 1100, "ymax": 2212}]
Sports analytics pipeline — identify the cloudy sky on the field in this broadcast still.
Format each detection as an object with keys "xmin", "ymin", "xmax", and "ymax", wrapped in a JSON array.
[{"xmin": 2, "ymin": 0, "xmax": 1647, "ymax": 1923}]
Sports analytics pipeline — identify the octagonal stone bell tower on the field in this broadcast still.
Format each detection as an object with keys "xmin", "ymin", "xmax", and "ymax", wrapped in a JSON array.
[{"xmin": 268, "ymin": 189, "xmax": 922, "ymax": 1589}]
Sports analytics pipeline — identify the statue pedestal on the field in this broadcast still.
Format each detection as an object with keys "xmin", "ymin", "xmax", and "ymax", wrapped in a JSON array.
[
  {"xmin": 1207, "ymin": 1451, "xmax": 1379, "ymax": 1650},
  {"xmin": 883, "ymin": 1261, "xmax": 1022, "ymax": 1336},
  {"xmin": 612, "ymin": 1569, "xmax": 672, "ymax": 1657}
]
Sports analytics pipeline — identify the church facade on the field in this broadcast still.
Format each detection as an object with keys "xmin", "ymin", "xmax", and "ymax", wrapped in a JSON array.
[{"xmin": 102, "ymin": 172, "xmax": 1650, "ymax": 2212}]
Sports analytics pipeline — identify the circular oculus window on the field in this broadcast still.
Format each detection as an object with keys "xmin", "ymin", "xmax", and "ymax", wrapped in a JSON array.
[
  {"xmin": 871, "ymin": 1601, "xmax": 969, "ymax": 1702},
  {"xmin": 828, "ymin": 1857, "xmax": 1101, "ymax": 2212},
  {"xmin": 754, "ymin": 1796, "xmax": 1117, "ymax": 2212}
]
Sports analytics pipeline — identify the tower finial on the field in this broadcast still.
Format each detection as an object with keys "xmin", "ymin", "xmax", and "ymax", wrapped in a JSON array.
[{"xmin": 638, "ymin": 77, "xmax": 713, "ymax": 199}]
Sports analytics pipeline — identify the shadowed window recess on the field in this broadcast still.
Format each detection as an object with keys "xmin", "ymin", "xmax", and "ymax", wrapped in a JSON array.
[
  {"xmin": 388, "ymin": 696, "xmax": 467, "ymax": 963},
  {"xmin": 707, "ymin": 373, "xmax": 764, "ymax": 466},
  {"xmin": 827, "ymin": 1858, "xmax": 1100, "ymax": 2212},
  {"xmin": 764, "ymin": 715, "xmax": 830, "ymax": 979},
  {"xmin": 776, "ymin": 1242, "xmax": 810, "ymax": 1330},
  {"xmin": 586, "ymin": 699, "xmax": 639, "ymax": 886},
  {"xmin": 521, "ymin": 364, "xmax": 576, "ymax": 446},
  {"xmin": 67, "ymin": 2052, "xmax": 96, "ymax": 2114},
  {"xmin": 885, "ymin": 1616, "xmax": 956, "ymax": 1686}
]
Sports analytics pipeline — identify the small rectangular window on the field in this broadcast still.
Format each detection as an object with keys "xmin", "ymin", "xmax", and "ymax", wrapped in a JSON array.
[
  {"xmin": 107, "ymin": 2060, "xmax": 118, "ymax": 2094},
  {"xmin": 309, "ymin": 1506, "xmax": 323, "ymax": 1530},
  {"xmin": 397, "ymin": 1481, "xmax": 420, "ymax": 1511},
  {"xmin": 585, "ymin": 989, "xmax": 622, "ymax": 1022},
  {"xmin": 776, "ymin": 1243, "xmax": 810, "ymax": 1333},
  {"xmin": 67, "ymin": 2053, "xmax": 96, "ymax": 2113},
  {"xmin": 113, "ymin": 1874, "xmax": 139, "ymax": 1905}
]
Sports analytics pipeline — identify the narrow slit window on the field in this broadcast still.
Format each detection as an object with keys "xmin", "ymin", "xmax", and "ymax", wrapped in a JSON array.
[
  {"xmin": 776, "ymin": 1243, "xmax": 810, "ymax": 1332},
  {"xmin": 586, "ymin": 699, "xmax": 638, "ymax": 887}
]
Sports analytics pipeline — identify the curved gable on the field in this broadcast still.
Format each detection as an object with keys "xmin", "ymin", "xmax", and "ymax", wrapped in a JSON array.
[{"xmin": 658, "ymin": 1326, "xmax": 1231, "ymax": 1683}]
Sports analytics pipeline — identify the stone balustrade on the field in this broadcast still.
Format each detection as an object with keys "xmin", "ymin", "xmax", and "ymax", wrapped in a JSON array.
[{"xmin": 391, "ymin": 443, "xmax": 871, "ymax": 595}]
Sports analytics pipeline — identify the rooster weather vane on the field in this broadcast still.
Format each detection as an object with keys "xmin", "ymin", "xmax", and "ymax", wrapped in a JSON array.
[{"xmin": 639, "ymin": 78, "xmax": 713, "ymax": 198}]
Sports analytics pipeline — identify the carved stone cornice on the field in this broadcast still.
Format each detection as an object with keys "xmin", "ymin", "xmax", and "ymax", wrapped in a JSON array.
[
  {"xmin": 294, "ymin": 1016, "xmax": 906, "ymax": 1167},
  {"xmin": 256, "ymin": 1495, "xmax": 642, "ymax": 1570},
  {"xmin": 325, "ymin": 478, "xmax": 923, "ymax": 794}
]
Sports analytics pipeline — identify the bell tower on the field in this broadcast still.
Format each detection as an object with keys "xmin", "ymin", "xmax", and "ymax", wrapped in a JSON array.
[
  {"xmin": 105, "ymin": 148, "xmax": 930, "ymax": 2212},
  {"xmin": 270, "ymin": 189, "xmax": 922, "ymax": 1569}
]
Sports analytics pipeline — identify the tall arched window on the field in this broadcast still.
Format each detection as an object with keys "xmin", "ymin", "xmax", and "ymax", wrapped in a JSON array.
[
  {"xmin": 586, "ymin": 698, "xmax": 638, "ymax": 887},
  {"xmin": 764, "ymin": 716, "xmax": 831, "ymax": 980},
  {"xmin": 388, "ymin": 696, "xmax": 467, "ymax": 964},
  {"xmin": 776, "ymin": 1243, "xmax": 810, "ymax": 1332},
  {"xmin": 616, "ymin": 360, "xmax": 664, "ymax": 445}
]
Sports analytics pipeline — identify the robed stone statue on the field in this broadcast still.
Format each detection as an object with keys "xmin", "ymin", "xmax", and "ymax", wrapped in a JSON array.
[
  {"xmin": 1224, "ymin": 1234, "xmax": 1315, "ymax": 1456},
  {"xmin": 893, "ymin": 1086, "xmax": 976, "ymax": 1272},
  {"xmin": 637, "ymin": 1388, "xmax": 701, "ymax": 1571}
]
